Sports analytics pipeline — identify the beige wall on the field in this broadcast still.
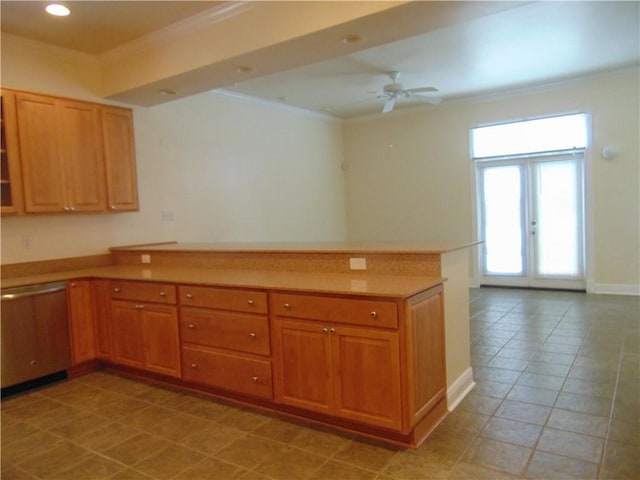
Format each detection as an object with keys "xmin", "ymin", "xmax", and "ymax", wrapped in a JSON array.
[
  {"xmin": 344, "ymin": 67, "xmax": 640, "ymax": 292},
  {"xmin": 1, "ymin": 35, "xmax": 348, "ymax": 264}
]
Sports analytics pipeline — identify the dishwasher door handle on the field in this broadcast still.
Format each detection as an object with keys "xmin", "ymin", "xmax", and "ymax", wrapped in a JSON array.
[{"xmin": 1, "ymin": 284, "xmax": 67, "ymax": 301}]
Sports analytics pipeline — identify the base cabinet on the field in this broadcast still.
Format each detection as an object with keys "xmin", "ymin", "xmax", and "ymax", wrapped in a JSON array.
[
  {"xmin": 110, "ymin": 281, "xmax": 180, "ymax": 378},
  {"xmin": 62, "ymin": 275, "xmax": 446, "ymax": 447},
  {"xmin": 273, "ymin": 318, "xmax": 402, "ymax": 431},
  {"xmin": 67, "ymin": 280, "xmax": 96, "ymax": 365},
  {"xmin": 178, "ymin": 285, "xmax": 272, "ymax": 399}
]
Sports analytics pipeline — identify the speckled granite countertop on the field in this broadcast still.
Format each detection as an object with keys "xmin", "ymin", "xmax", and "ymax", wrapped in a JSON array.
[{"xmin": 1, "ymin": 265, "xmax": 444, "ymax": 298}]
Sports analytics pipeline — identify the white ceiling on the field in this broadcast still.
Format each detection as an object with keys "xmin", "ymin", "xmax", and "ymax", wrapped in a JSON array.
[{"xmin": 1, "ymin": 1, "xmax": 638, "ymax": 118}]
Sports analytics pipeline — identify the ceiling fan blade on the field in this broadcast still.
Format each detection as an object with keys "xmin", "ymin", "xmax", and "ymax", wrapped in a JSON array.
[
  {"xmin": 406, "ymin": 86, "xmax": 438, "ymax": 94},
  {"xmin": 412, "ymin": 94, "xmax": 442, "ymax": 105},
  {"xmin": 382, "ymin": 97, "xmax": 396, "ymax": 113}
]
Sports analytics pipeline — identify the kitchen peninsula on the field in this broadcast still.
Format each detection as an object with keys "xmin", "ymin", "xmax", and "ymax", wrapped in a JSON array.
[{"xmin": 2, "ymin": 241, "xmax": 478, "ymax": 447}]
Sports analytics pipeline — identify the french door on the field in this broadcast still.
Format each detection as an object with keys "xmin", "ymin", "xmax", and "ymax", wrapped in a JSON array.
[{"xmin": 477, "ymin": 154, "xmax": 585, "ymax": 290}]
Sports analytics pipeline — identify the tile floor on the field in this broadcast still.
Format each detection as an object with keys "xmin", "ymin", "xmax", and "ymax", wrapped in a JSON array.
[{"xmin": 1, "ymin": 288, "xmax": 638, "ymax": 479}]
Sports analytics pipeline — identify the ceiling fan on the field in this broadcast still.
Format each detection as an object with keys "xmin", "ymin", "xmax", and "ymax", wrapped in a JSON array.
[{"xmin": 377, "ymin": 71, "xmax": 441, "ymax": 113}]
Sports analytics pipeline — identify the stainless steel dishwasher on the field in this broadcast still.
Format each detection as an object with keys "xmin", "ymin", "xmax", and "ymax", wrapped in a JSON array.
[{"xmin": 1, "ymin": 281, "xmax": 71, "ymax": 390}]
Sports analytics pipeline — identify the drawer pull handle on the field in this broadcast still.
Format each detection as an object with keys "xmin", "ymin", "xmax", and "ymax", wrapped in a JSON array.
[
  {"xmin": 247, "ymin": 299, "xmax": 254, "ymax": 305},
  {"xmin": 249, "ymin": 332, "xmax": 256, "ymax": 339},
  {"xmin": 113, "ymin": 287, "xmax": 121, "ymax": 293},
  {"xmin": 185, "ymin": 293, "xmax": 193, "ymax": 299},
  {"xmin": 370, "ymin": 311, "xmax": 378, "ymax": 319},
  {"xmin": 252, "ymin": 376, "xmax": 258, "ymax": 382},
  {"xmin": 283, "ymin": 303, "xmax": 290, "ymax": 310},
  {"xmin": 159, "ymin": 291, "xmax": 166, "ymax": 297},
  {"xmin": 188, "ymin": 323, "xmax": 195, "ymax": 329},
  {"xmin": 136, "ymin": 304, "xmax": 144, "ymax": 309},
  {"xmin": 191, "ymin": 363, "xmax": 197, "ymax": 369}
]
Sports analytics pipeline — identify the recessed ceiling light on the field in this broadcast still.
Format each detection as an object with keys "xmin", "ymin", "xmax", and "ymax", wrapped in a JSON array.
[
  {"xmin": 45, "ymin": 4, "xmax": 70, "ymax": 16},
  {"xmin": 340, "ymin": 34, "xmax": 362, "ymax": 45}
]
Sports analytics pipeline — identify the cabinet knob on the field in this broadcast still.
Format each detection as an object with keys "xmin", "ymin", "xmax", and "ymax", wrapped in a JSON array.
[
  {"xmin": 329, "ymin": 328, "xmax": 336, "ymax": 334},
  {"xmin": 113, "ymin": 287, "xmax": 121, "ymax": 293},
  {"xmin": 70, "ymin": 282, "xmax": 77, "ymax": 287},
  {"xmin": 188, "ymin": 323, "xmax": 195, "ymax": 329},
  {"xmin": 159, "ymin": 291, "xmax": 166, "ymax": 297},
  {"xmin": 191, "ymin": 363, "xmax": 197, "ymax": 369},
  {"xmin": 322, "ymin": 328, "xmax": 328, "ymax": 334},
  {"xmin": 110, "ymin": 205, "xmax": 116, "ymax": 210},
  {"xmin": 30, "ymin": 360, "xmax": 36, "ymax": 366},
  {"xmin": 69, "ymin": 206, "xmax": 75, "ymax": 211},
  {"xmin": 370, "ymin": 311, "xmax": 378, "ymax": 319},
  {"xmin": 135, "ymin": 304, "xmax": 144, "ymax": 309},
  {"xmin": 283, "ymin": 303, "xmax": 290, "ymax": 310},
  {"xmin": 247, "ymin": 299, "xmax": 254, "ymax": 305},
  {"xmin": 252, "ymin": 376, "xmax": 258, "ymax": 383},
  {"xmin": 249, "ymin": 332, "xmax": 256, "ymax": 339},
  {"xmin": 185, "ymin": 293, "xmax": 193, "ymax": 299}
]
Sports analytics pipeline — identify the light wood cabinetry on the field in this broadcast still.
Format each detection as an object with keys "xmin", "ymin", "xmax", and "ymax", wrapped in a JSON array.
[
  {"xmin": 55, "ymin": 269, "xmax": 446, "ymax": 447},
  {"xmin": 67, "ymin": 280, "xmax": 96, "ymax": 365},
  {"xmin": 110, "ymin": 281, "xmax": 180, "ymax": 378},
  {"xmin": 101, "ymin": 106, "xmax": 138, "ymax": 211},
  {"xmin": 92, "ymin": 280, "xmax": 113, "ymax": 361},
  {"xmin": 0, "ymin": 90, "xmax": 23, "ymax": 214},
  {"xmin": 15, "ymin": 92, "xmax": 105, "ymax": 213},
  {"xmin": 0, "ymin": 89, "xmax": 138, "ymax": 214},
  {"xmin": 272, "ymin": 293, "xmax": 403, "ymax": 430},
  {"xmin": 179, "ymin": 285, "xmax": 272, "ymax": 399}
]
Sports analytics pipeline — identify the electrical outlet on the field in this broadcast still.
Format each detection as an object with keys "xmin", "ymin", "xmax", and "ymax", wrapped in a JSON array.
[
  {"xmin": 349, "ymin": 257, "xmax": 367, "ymax": 270},
  {"xmin": 141, "ymin": 254, "xmax": 151, "ymax": 264}
]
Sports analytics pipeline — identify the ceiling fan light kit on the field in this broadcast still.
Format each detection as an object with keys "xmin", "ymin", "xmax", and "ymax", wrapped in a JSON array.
[{"xmin": 378, "ymin": 71, "xmax": 441, "ymax": 113}]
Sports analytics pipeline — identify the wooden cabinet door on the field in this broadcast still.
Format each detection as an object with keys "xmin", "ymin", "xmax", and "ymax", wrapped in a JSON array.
[
  {"xmin": 15, "ymin": 92, "xmax": 66, "ymax": 212},
  {"xmin": 101, "ymin": 106, "xmax": 138, "ymax": 211},
  {"xmin": 406, "ymin": 286, "xmax": 446, "ymax": 424},
  {"xmin": 143, "ymin": 304, "xmax": 180, "ymax": 378},
  {"xmin": 59, "ymin": 101, "xmax": 105, "ymax": 211},
  {"xmin": 67, "ymin": 280, "xmax": 96, "ymax": 365},
  {"xmin": 92, "ymin": 280, "xmax": 112, "ymax": 361},
  {"xmin": 331, "ymin": 326, "xmax": 402, "ymax": 431},
  {"xmin": 111, "ymin": 300, "xmax": 145, "ymax": 369},
  {"xmin": 273, "ymin": 318, "xmax": 333, "ymax": 415},
  {"xmin": 1, "ymin": 90, "xmax": 24, "ymax": 214}
]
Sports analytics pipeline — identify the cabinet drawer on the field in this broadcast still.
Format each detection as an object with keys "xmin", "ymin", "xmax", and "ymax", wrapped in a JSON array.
[
  {"xmin": 179, "ymin": 285, "xmax": 267, "ymax": 314},
  {"xmin": 182, "ymin": 346, "xmax": 272, "ymax": 400},
  {"xmin": 110, "ymin": 281, "xmax": 176, "ymax": 304},
  {"xmin": 271, "ymin": 293, "xmax": 398, "ymax": 329},
  {"xmin": 180, "ymin": 307, "xmax": 270, "ymax": 356}
]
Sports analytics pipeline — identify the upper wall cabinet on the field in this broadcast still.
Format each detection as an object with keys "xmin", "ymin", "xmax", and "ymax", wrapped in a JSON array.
[
  {"xmin": 0, "ymin": 90, "xmax": 24, "ymax": 214},
  {"xmin": 1, "ymin": 89, "xmax": 139, "ymax": 215},
  {"xmin": 101, "ymin": 107, "xmax": 138, "ymax": 212}
]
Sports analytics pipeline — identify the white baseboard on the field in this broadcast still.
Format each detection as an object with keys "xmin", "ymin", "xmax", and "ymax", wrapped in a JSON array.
[
  {"xmin": 593, "ymin": 283, "xmax": 640, "ymax": 296},
  {"xmin": 447, "ymin": 367, "xmax": 475, "ymax": 411}
]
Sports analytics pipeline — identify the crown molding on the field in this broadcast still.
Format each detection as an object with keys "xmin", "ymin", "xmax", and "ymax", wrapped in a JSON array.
[{"xmin": 98, "ymin": 1, "xmax": 256, "ymax": 66}]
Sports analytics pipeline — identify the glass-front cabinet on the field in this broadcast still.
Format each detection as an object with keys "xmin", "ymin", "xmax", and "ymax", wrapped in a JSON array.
[{"xmin": 1, "ymin": 90, "xmax": 23, "ymax": 214}]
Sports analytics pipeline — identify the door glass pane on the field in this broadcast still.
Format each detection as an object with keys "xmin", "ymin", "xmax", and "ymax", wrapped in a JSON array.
[
  {"xmin": 482, "ymin": 165, "xmax": 524, "ymax": 275},
  {"xmin": 534, "ymin": 159, "xmax": 581, "ymax": 277}
]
